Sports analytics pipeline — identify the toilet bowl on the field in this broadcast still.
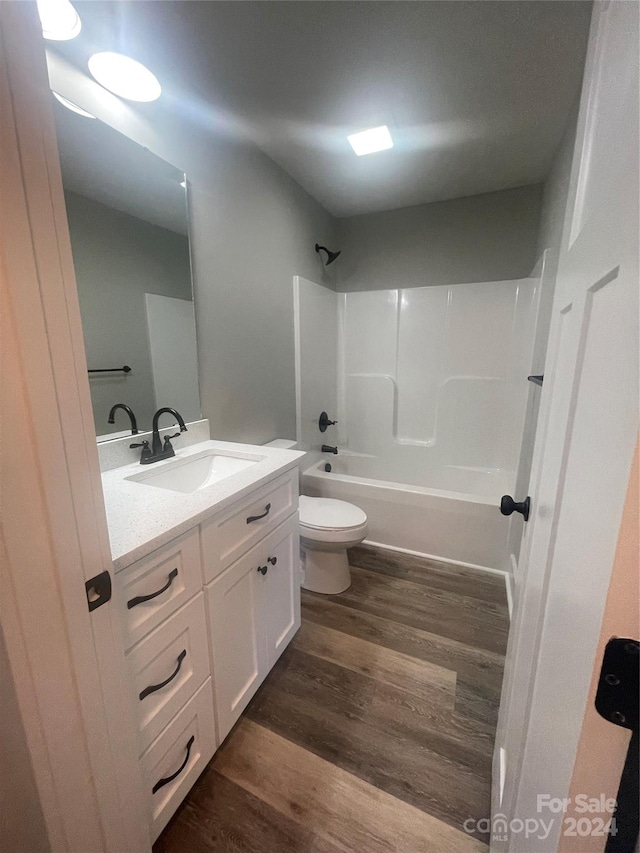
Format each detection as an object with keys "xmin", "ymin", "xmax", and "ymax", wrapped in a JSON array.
[
  {"xmin": 299, "ymin": 495, "xmax": 368, "ymax": 594},
  {"xmin": 263, "ymin": 440, "xmax": 368, "ymax": 594}
]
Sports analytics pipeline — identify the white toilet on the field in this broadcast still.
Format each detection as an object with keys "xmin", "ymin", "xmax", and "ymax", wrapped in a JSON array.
[
  {"xmin": 298, "ymin": 495, "xmax": 368, "ymax": 594},
  {"xmin": 264, "ymin": 440, "xmax": 368, "ymax": 594}
]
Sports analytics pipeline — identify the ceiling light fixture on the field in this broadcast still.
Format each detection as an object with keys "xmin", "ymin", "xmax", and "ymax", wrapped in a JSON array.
[
  {"xmin": 88, "ymin": 52, "xmax": 162, "ymax": 102},
  {"xmin": 347, "ymin": 125, "xmax": 394, "ymax": 156},
  {"xmin": 37, "ymin": 0, "xmax": 81, "ymax": 41},
  {"xmin": 52, "ymin": 91, "xmax": 96, "ymax": 119}
]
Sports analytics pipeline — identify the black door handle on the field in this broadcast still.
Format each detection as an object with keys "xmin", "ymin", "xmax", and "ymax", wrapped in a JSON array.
[
  {"xmin": 500, "ymin": 495, "xmax": 531, "ymax": 522},
  {"xmin": 139, "ymin": 650, "xmax": 187, "ymax": 701},
  {"xmin": 152, "ymin": 735, "xmax": 194, "ymax": 794},
  {"xmin": 247, "ymin": 503, "xmax": 271, "ymax": 524},
  {"xmin": 127, "ymin": 568, "xmax": 178, "ymax": 609}
]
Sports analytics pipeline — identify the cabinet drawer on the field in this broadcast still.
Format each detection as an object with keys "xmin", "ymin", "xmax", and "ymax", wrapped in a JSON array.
[
  {"xmin": 126, "ymin": 593, "xmax": 210, "ymax": 754},
  {"xmin": 200, "ymin": 468, "xmax": 298, "ymax": 583},
  {"xmin": 141, "ymin": 678, "xmax": 216, "ymax": 842},
  {"xmin": 115, "ymin": 528, "xmax": 202, "ymax": 649}
]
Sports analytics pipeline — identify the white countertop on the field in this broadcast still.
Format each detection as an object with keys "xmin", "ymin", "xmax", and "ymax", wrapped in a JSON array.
[{"xmin": 102, "ymin": 440, "xmax": 304, "ymax": 571}]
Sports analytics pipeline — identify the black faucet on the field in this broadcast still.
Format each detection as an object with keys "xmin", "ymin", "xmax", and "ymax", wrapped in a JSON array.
[
  {"xmin": 131, "ymin": 407, "xmax": 188, "ymax": 465},
  {"xmin": 108, "ymin": 403, "xmax": 139, "ymax": 435},
  {"xmin": 321, "ymin": 445, "xmax": 338, "ymax": 454}
]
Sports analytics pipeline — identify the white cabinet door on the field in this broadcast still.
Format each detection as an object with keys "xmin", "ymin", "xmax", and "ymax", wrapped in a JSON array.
[
  {"xmin": 262, "ymin": 516, "xmax": 301, "ymax": 668},
  {"xmin": 205, "ymin": 551, "xmax": 267, "ymax": 743}
]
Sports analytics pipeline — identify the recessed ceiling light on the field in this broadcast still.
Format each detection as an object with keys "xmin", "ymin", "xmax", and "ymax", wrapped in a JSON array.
[
  {"xmin": 52, "ymin": 91, "xmax": 96, "ymax": 119},
  {"xmin": 347, "ymin": 125, "xmax": 394, "ymax": 156},
  {"xmin": 37, "ymin": 0, "xmax": 81, "ymax": 41},
  {"xmin": 88, "ymin": 52, "xmax": 161, "ymax": 103}
]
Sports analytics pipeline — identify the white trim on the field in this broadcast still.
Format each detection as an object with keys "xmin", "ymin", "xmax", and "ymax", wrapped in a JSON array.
[
  {"xmin": 363, "ymin": 539, "xmax": 510, "ymax": 578},
  {"xmin": 293, "ymin": 276, "xmax": 303, "ymax": 446}
]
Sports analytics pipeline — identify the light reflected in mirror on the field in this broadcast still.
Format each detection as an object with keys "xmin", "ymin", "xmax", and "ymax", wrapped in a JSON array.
[{"xmin": 53, "ymin": 97, "xmax": 201, "ymax": 440}]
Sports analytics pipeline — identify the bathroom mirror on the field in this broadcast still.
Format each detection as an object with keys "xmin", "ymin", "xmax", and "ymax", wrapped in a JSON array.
[{"xmin": 53, "ymin": 98, "xmax": 201, "ymax": 440}]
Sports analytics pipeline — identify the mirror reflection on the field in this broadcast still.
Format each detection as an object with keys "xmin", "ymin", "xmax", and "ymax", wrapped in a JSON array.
[{"xmin": 53, "ymin": 99, "xmax": 201, "ymax": 440}]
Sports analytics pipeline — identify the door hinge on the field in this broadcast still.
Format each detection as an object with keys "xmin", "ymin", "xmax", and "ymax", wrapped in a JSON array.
[
  {"xmin": 85, "ymin": 570, "xmax": 112, "ymax": 612},
  {"xmin": 595, "ymin": 637, "xmax": 639, "ymax": 853},
  {"xmin": 595, "ymin": 638, "xmax": 639, "ymax": 730}
]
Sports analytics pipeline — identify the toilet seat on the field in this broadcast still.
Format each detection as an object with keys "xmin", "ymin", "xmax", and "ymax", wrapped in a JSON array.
[
  {"xmin": 299, "ymin": 496, "xmax": 368, "ymax": 545},
  {"xmin": 299, "ymin": 496, "xmax": 367, "ymax": 530}
]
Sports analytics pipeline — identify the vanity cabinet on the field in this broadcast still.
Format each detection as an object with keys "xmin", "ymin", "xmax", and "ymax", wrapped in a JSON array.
[
  {"xmin": 205, "ymin": 514, "xmax": 300, "ymax": 741},
  {"xmin": 112, "ymin": 465, "xmax": 300, "ymax": 841}
]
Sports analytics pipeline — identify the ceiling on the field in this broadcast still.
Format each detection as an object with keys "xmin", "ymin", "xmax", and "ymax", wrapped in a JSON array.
[{"xmin": 56, "ymin": 1, "xmax": 592, "ymax": 218}]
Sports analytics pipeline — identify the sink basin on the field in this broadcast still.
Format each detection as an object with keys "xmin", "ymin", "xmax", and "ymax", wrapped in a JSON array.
[{"xmin": 125, "ymin": 450, "xmax": 262, "ymax": 494}]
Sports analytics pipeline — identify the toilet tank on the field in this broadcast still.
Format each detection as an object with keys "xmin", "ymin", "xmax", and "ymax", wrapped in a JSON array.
[
  {"xmin": 263, "ymin": 439, "xmax": 302, "ymax": 491},
  {"xmin": 263, "ymin": 439, "xmax": 298, "ymax": 450}
]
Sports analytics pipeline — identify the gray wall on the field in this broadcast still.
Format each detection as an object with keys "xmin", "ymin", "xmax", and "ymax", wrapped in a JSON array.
[
  {"xmin": 76, "ymin": 110, "xmax": 338, "ymax": 445},
  {"xmin": 335, "ymin": 184, "xmax": 543, "ymax": 291},
  {"xmin": 66, "ymin": 191, "xmax": 194, "ymax": 436},
  {"xmin": 509, "ymin": 109, "xmax": 579, "ymax": 569},
  {"xmin": 185, "ymin": 137, "xmax": 338, "ymax": 444}
]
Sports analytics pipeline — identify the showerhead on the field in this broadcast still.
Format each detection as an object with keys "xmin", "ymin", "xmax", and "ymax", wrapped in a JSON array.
[{"xmin": 315, "ymin": 243, "xmax": 341, "ymax": 266}]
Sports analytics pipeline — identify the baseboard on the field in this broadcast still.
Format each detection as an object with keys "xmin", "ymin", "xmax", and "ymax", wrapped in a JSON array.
[{"xmin": 362, "ymin": 539, "xmax": 510, "ymax": 579}]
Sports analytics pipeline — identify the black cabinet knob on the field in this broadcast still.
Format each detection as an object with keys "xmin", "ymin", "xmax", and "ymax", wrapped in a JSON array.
[
  {"xmin": 257, "ymin": 565, "xmax": 268, "ymax": 576},
  {"xmin": 267, "ymin": 556, "xmax": 277, "ymax": 565},
  {"xmin": 500, "ymin": 495, "xmax": 531, "ymax": 522}
]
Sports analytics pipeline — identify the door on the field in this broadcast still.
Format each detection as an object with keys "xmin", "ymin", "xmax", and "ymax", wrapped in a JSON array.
[
  {"xmin": 494, "ymin": 3, "xmax": 639, "ymax": 852},
  {"xmin": 1, "ymin": 4, "xmax": 148, "ymax": 850},
  {"xmin": 206, "ymin": 552, "xmax": 268, "ymax": 742},
  {"xmin": 262, "ymin": 516, "xmax": 301, "ymax": 666}
]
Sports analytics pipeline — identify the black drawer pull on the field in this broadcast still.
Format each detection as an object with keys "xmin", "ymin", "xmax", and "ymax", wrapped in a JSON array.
[
  {"xmin": 139, "ymin": 650, "xmax": 187, "ymax": 701},
  {"xmin": 246, "ymin": 502, "xmax": 271, "ymax": 524},
  {"xmin": 152, "ymin": 735, "xmax": 194, "ymax": 794},
  {"xmin": 127, "ymin": 568, "xmax": 178, "ymax": 609}
]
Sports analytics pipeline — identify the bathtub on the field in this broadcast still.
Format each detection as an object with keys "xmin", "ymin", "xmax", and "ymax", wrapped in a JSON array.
[{"xmin": 302, "ymin": 455, "xmax": 510, "ymax": 572}]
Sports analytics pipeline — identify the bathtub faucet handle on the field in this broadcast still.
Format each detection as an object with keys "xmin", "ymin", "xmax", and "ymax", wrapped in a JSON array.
[
  {"xmin": 321, "ymin": 445, "xmax": 338, "ymax": 454},
  {"xmin": 319, "ymin": 412, "xmax": 338, "ymax": 432}
]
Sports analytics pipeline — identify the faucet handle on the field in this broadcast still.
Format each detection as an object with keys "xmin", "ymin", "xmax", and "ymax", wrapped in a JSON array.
[
  {"xmin": 164, "ymin": 432, "xmax": 182, "ymax": 443},
  {"xmin": 130, "ymin": 440, "xmax": 149, "ymax": 449}
]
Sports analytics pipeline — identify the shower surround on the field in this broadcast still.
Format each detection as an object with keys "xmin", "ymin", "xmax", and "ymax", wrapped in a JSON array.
[{"xmin": 295, "ymin": 275, "xmax": 539, "ymax": 571}]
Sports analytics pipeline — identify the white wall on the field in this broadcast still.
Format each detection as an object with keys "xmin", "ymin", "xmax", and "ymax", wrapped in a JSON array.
[
  {"xmin": 336, "ymin": 185, "xmax": 543, "ymax": 292},
  {"xmin": 66, "ymin": 191, "xmax": 195, "ymax": 435},
  {"xmin": 337, "ymin": 280, "xmax": 539, "ymax": 497},
  {"xmin": 294, "ymin": 276, "xmax": 338, "ymax": 465}
]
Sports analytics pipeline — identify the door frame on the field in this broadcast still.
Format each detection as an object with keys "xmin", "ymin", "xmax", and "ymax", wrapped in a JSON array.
[{"xmin": 0, "ymin": 4, "xmax": 148, "ymax": 850}]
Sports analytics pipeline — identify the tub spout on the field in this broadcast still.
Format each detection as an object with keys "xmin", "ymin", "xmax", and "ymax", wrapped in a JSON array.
[{"xmin": 322, "ymin": 445, "xmax": 338, "ymax": 454}]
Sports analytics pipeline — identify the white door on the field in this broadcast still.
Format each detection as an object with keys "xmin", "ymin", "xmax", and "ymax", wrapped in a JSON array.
[
  {"xmin": 262, "ymin": 517, "xmax": 301, "ymax": 666},
  {"xmin": 494, "ymin": 3, "xmax": 639, "ymax": 852},
  {"xmin": 1, "ymin": 5, "xmax": 148, "ymax": 850},
  {"xmin": 206, "ymin": 553, "xmax": 268, "ymax": 742}
]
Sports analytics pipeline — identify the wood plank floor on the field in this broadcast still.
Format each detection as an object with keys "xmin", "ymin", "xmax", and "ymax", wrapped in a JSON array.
[{"xmin": 155, "ymin": 544, "xmax": 509, "ymax": 853}]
